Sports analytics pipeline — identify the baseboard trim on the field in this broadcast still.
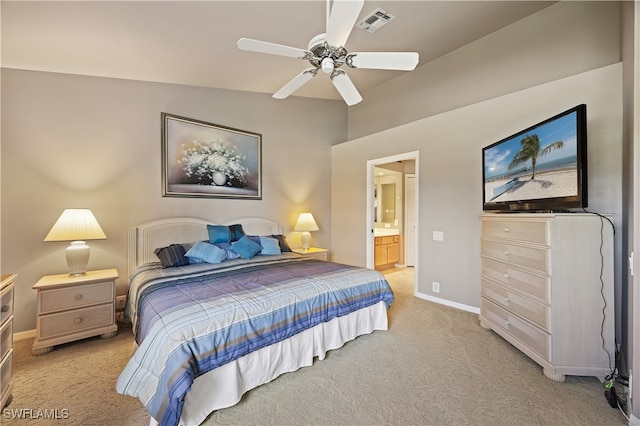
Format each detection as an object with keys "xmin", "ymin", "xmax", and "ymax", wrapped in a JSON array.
[
  {"xmin": 14, "ymin": 329, "xmax": 36, "ymax": 341},
  {"xmin": 415, "ymin": 292, "xmax": 480, "ymax": 314}
]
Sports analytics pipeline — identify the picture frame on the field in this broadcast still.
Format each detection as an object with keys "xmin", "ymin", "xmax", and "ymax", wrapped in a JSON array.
[{"xmin": 161, "ymin": 113, "xmax": 262, "ymax": 199}]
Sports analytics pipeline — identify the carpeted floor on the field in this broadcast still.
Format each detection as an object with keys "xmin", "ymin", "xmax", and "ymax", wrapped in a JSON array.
[{"xmin": 4, "ymin": 269, "xmax": 628, "ymax": 425}]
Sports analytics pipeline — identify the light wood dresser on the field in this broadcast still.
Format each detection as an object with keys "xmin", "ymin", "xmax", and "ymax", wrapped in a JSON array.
[
  {"xmin": 32, "ymin": 269, "xmax": 119, "ymax": 355},
  {"xmin": 479, "ymin": 213, "xmax": 614, "ymax": 382},
  {"xmin": 1, "ymin": 274, "xmax": 16, "ymax": 409}
]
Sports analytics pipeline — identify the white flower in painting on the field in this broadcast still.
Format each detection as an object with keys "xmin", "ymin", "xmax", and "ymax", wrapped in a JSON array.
[{"xmin": 180, "ymin": 140, "xmax": 248, "ymax": 186}]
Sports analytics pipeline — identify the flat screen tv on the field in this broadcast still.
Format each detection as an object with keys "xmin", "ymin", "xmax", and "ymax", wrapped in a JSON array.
[{"xmin": 482, "ymin": 104, "xmax": 587, "ymax": 212}]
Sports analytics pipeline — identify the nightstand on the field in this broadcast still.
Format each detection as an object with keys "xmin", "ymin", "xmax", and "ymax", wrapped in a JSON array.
[
  {"xmin": 292, "ymin": 247, "xmax": 328, "ymax": 261},
  {"xmin": 32, "ymin": 269, "xmax": 119, "ymax": 355}
]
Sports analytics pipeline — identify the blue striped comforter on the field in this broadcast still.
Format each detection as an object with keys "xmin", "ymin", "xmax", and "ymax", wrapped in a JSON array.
[{"xmin": 116, "ymin": 254, "xmax": 394, "ymax": 426}]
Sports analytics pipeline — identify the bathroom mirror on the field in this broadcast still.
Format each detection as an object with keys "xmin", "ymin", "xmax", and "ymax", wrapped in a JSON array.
[{"xmin": 381, "ymin": 183, "xmax": 395, "ymax": 223}]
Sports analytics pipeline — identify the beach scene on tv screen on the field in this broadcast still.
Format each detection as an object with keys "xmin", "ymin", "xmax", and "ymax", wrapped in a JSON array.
[{"xmin": 483, "ymin": 111, "xmax": 579, "ymax": 204}]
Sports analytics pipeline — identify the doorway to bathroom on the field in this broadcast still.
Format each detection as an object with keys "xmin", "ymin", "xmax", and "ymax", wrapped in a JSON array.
[{"xmin": 366, "ymin": 151, "xmax": 419, "ymax": 295}]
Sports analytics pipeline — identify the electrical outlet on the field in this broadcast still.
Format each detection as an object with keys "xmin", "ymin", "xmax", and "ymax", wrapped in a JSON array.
[
  {"xmin": 115, "ymin": 295, "xmax": 127, "ymax": 311},
  {"xmin": 432, "ymin": 282, "xmax": 440, "ymax": 293}
]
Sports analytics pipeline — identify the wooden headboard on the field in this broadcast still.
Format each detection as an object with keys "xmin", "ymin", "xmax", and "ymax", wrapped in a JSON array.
[{"xmin": 128, "ymin": 217, "xmax": 282, "ymax": 276}]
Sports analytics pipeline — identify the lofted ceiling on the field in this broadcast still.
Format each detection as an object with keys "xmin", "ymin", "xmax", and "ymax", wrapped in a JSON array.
[{"xmin": 1, "ymin": 1, "xmax": 554, "ymax": 102}]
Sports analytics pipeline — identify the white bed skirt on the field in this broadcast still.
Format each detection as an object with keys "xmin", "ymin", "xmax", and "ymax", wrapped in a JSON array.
[{"xmin": 148, "ymin": 300, "xmax": 389, "ymax": 426}]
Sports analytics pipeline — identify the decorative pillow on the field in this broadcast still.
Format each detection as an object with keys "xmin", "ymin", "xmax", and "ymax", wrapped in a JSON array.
[
  {"xmin": 230, "ymin": 235, "xmax": 263, "ymax": 259},
  {"xmin": 228, "ymin": 224, "xmax": 246, "ymax": 242},
  {"xmin": 271, "ymin": 235, "xmax": 292, "ymax": 252},
  {"xmin": 154, "ymin": 244, "xmax": 190, "ymax": 268},
  {"xmin": 215, "ymin": 243, "xmax": 241, "ymax": 260},
  {"xmin": 185, "ymin": 241, "xmax": 228, "ymax": 264},
  {"xmin": 207, "ymin": 225, "xmax": 231, "ymax": 244},
  {"xmin": 259, "ymin": 236, "xmax": 281, "ymax": 255}
]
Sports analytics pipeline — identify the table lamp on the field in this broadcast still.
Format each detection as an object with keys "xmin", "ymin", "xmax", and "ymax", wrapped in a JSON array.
[
  {"xmin": 294, "ymin": 212, "xmax": 319, "ymax": 251},
  {"xmin": 44, "ymin": 209, "xmax": 107, "ymax": 276}
]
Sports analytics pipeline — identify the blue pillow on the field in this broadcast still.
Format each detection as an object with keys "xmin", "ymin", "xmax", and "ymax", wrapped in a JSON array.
[
  {"xmin": 230, "ymin": 235, "xmax": 262, "ymax": 259},
  {"xmin": 259, "ymin": 236, "xmax": 281, "ymax": 255},
  {"xmin": 207, "ymin": 225, "xmax": 231, "ymax": 244},
  {"xmin": 185, "ymin": 241, "xmax": 228, "ymax": 264},
  {"xmin": 214, "ymin": 242, "xmax": 241, "ymax": 260}
]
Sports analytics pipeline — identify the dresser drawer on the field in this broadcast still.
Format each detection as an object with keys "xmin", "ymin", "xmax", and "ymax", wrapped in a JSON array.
[
  {"xmin": 482, "ymin": 219, "xmax": 548, "ymax": 244},
  {"xmin": 481, "ymin": 258, "xmax": 550, "ymax": 302},
  {"xmin": 39, "ymin": 281, "xmax": 114, "ymax": 314},
  {"xmin": 0, "ymin": 318, "xmax": 12, "ymax": 361},
  {"xmin": 481, "ymin": 298, "xmax": 550, "ymax": 360},
  {"xmin": 0, "ymin": 349, "xmax": 12, "ymax": 398},
  {"xmin": 481, "ymin": 240, "xmax": 549, "ymax": 273},
  {"xmin": 0, "ymin": 284, "xmax": 14, "ymax": 326},
  {"xmin": 482, "ymin": 279, "xmax": 549, "ymax": 331},
  {"xmin": 38, "ymin": 304, "xmax": 114, "ymax": 340}
]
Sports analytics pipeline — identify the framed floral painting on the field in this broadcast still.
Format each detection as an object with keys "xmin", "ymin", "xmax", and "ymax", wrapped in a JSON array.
[{"xmin": 161, "ymin": 113, "xmax": 262, "ymax": 199}]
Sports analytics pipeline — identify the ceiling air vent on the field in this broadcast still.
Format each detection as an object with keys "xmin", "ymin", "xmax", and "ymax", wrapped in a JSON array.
[{"xmin": 356, "ymin": 8, "xmax": 395, "ymax": 33}]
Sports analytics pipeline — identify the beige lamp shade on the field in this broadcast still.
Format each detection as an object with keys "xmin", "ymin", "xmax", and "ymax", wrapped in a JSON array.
[
  {"xmin": 44, "ymin": 209, "xmax": 106, "ymax": 242},
  {"xmin": 44, "ymin": 209, "xmax": 106, "ymax": 276},
  {"xmin": 294, "ymin": 213, "xmax": 319, "ymax": 251}
]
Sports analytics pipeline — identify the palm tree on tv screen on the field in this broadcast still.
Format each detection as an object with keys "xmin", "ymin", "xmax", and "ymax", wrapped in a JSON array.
[{"xmin": 508, "ymin": 134, "xmax": 564, "ymax": 179}]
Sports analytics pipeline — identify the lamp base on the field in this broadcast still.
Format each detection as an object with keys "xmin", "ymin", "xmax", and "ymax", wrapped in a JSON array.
[
  {"xmin": 300, "ymin": 232, "xmax": 311, "ymax": 251},
  {"xmin": 66, "ymin": 241, "xmax": 90, "ymax": 276}
]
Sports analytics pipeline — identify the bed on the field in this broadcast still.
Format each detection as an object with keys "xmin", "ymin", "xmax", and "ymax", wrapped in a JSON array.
[{"xmin": 116, "ymin": 217, "xmax": 394, "ymax": 426}]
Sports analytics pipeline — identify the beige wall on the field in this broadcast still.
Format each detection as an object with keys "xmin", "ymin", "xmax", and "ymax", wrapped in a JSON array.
[
  {"xmin": 332, "ymin": 63, "xmax": 623, "ymax": 310},
  {"xmin": 348, "ymin": 1, "xmax": 621, "ymax": 140},
  {"xmin": 333, "ymin": 1, "xmax": 624, "ymax": 311},
  {"xmin": 1, "ymin": 70, "xmax": 346, "ymax": 332}
]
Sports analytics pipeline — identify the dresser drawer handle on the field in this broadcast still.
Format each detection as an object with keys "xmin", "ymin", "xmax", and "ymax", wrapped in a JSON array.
[
  {"xmin": 0, "ymin": 305, "xmax": 8, "ymax": 313},
  {"xmin": 503, "ymin": 250, "xmax": 510, "ymax": 256},
  {"xmin": 74, "ymin": 317, "xmax": 83, "ymax": 325},
  {"xmin": 503, "ymin": 273, "xmax": 510, "ymax": 279},
  {"xmin": 74, "ymin": 294, "xmax": 83, "ymax": 301},
  {"xmin": 504, "ymin": 227, "xmax": 510, "ymax": 233}
]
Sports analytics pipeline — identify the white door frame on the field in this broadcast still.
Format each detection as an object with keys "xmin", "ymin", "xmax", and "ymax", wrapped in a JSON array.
[
  {"xmin": 404, "ymin": 173, "xmax": 416, "ymax": 267},
  {"xmin": 366, "ymin": 151, "xmax": 419, "ymax": 289}
]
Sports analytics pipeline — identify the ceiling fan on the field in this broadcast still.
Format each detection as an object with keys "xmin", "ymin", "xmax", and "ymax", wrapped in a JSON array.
[{"xmin": 237, "ymin": 0, "xmax": 419, "ymax": 106}]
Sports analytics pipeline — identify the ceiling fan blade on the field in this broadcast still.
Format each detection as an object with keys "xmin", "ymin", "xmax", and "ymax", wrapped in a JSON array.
[
  {"xmin": 273, "ymin": 68, "xmax": 318, "ymax": 99},
  {"xmin": 237, "ymin": 38, "xmax": 308, "ymax": 59},
  {"xmin": 330, "ymin": 70, "xmax": 362, "ymax": 106},
  {"xmin": 347, "ymin": 52, "xmax": 419, "ymax": 71},
  {"xmin": 325, "ymin": 0, "xmax": 364, "ymax": 47}
]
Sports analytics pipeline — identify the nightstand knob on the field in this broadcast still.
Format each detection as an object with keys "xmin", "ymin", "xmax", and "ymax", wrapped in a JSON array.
[
  {"xmin": 74, "ymin": 293, "xmax": 83, "ymax": 301},
  {"xmin": 74, "ymin": 317, "xmax": 83, "ymax": 325}
]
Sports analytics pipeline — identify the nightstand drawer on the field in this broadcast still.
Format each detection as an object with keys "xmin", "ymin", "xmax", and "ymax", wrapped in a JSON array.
[
  {"xmin": 39, "ymin": 281, "xmax": 114, "ymax": 314},
  {"xmin": 0, "ymin": 284, "xmax": 14, "ymax": 326},
  {"xmin": 38, "ymin": 304, "xmax": 114, "ymax": 339},
  {"xmin": 0, "ymin": 350, "xmax": 12, "ymax": 399},
  {"xmin": 0, "ymin": 318, "xmax": 12, "ymax": 361}
]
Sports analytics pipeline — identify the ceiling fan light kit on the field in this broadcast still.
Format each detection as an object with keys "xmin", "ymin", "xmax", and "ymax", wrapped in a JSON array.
[{"xmin": 237, "ymin": 0, "xmax": 419, "ymax": 106}]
